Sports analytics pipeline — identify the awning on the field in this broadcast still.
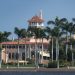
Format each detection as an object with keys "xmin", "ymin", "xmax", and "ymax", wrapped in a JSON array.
[{"xmin": 39, "ymin": 51, "xmax": 50, "ymax": 57}]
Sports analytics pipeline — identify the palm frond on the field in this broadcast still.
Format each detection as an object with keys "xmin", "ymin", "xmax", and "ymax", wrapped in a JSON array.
[
  {"xmin": 47, "ymin": 21, "xmax": 55, "ymax": 25},
  {"xmin": 72, "ymin": 18, "xmax": 75, "ymax": 22},
  {"xmin": 60, "ymin": 18, "xmax": 67, "ymax": 22}
]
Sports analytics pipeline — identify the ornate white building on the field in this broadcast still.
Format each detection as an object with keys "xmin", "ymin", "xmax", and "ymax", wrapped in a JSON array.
[{"xmin": 1, "ymin": 11, "xmax": 50, "ymax": 65}]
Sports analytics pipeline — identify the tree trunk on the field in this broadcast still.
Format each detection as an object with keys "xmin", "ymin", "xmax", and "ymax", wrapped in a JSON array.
[
  {"xmin": 41, "ymin": 38, "xmax": 43, "ymax": 64},
  {"xmin": 72, "ymin": 51, "xmax": 74, "ymax": 66},
  {"xmin": 51, "ymin": 38, "xmax": 53, "ymax": 62},
  {"xmin": 56, "ymin": 38, "xmax": 59, "ymax": 69},
  {"xmin": 35, "ymin": 38, "xmax": 37, "ymax": 67},
  {"xmin": 39, "ymin": 39, "xmax": 42, "ymax": 64},
  {"xmin": 29, "ymin": 44, "xmax": 31, "ymax": 59},
  {"xmin": 70, "ymin": 33, "xmax": 74, "ymax": 66},
  {"xmin": 0, "ymin": 43, "xmax": 2, "ymax": 68},
  {"xmin": 28, "ymin": 45, "xmax": 30, "ymax": 58},
  {"xmin": 17, "ymin": 38, "xmax": 19, "ymax": 68},
  {"xmin": 70, "ymin": 42, "xmax": 74, "ymax": 66},
  {"xmin": 0, "ymin": 48, "xmax": 2, "ymax": 68},
  {"xmin": 24, "ymin": 38, "xmax": 27, "ymax": 65},
  {"xmin": 70, "ymin": 33, "xmax": 72, "ymax": 50},
  {"xmin": 56, "ymin": 38, "xmax": 58, "ymax": 61},
  {"xmin": 57, "ymin": 39, "xmax": 59, "ymax": 69},
  {"xmin": 66, "ymin": 32, "xmax": 68, "ymax": 60}
]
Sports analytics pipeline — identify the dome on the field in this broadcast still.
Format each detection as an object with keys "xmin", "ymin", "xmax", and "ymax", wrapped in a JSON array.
[{"xmin": 28, "ymin": 15, "xmax": 44, "ymax": 23}]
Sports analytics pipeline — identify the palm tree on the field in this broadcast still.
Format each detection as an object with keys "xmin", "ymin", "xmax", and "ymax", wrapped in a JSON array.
[
  {"xmin": 14, "ymin": 27, "xmax": 22, "ymax": 68},
  {"xmin": 28, "ymin": 26, "xmax": 46, "ymax": 67},
  {"xmin": 21, "ymin": 28, "xmax": 32, "ymax": 64},
  {"xmin": 0, "ymin": 31, "xmax": 11, "ymax": 68},
  {"xmin": 20, "ymin": 28, "xmax": 27, "ymax": 65},
  {"xmin": 27, "ymin": 26, "xmax": 38, "ymax": 66},
  {"xmin": 59, "ymin": 19, "xmax": 75, "ymax": 66},
  {"xmin": 2, "ymin": 31, "xmax": 11, "ymax": 42},
  {"xmin": 0, "ymin": 32, "xmax": 4, "ymax": 68},
  {"xmin": 38, "ymin": 28, "xmax": 46, "ymax": 65},
  {"xmin": 61, "ymin": 21, "xmax": 69, "ymax": 61},
  {"xmin": 72, "ymin": 18, "xmax": 75, "ymax": 65},
  {"xmin": 68, "ymin": 22, "xmax": 75, "ymax": 66},
  {"xmin": 46, "ymin": 27, "xmax": 54, "ymax": 62},
  {"xmin": 3, "ymin": 31, "xmax": 11, "ymax": 64},
  {"xmin": 47, "ymin": 17, "xmax": 66, "ymax": 68},
  {"xmin": 26, "ymin": 30, "xmax": 33, "ymax": 59},
  {"xmin": 0, "ymin": 32, "xmax": 3, "ymax": 43}
]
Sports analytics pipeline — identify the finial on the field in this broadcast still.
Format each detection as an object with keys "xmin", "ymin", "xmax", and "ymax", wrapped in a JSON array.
[{"xmin": 39, "ymin": 10, "xmax": 43, "ymax": 19}]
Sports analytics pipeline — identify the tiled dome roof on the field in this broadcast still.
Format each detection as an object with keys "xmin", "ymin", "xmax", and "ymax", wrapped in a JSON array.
[{"xmin": 28, "ymin": 15, "xmax": 44, "ymax": 23}]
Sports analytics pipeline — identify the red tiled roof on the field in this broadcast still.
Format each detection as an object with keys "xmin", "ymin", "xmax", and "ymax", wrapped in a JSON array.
[
  {"xmin": 0, "ymin": 41, "xmax": 48, "ymax": 45},
  {"xmin": 28, "ymin": 16, "xmax": 44, "ymax": 23},
  {"xmin": 0, "ymin": 41, "xmax": 17, "ymax": 45},
  {"xmin": 1, "ymin": 41, "xmax": 34, "ymax": 45}
]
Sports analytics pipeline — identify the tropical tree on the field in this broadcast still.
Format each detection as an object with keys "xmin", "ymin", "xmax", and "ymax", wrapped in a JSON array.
[
  {"xmin": 0, "ymin": 32, "xmax": 4, "ymax": 43},
  {"xmin": 21, "ymin": 28, "xmax": 32, "ymax": 64},
  {"xmin": 28, "ymin": 26, "xmax": 46, "ymax": 66},
  {"xmin": 46, "ymin": 26, "xmax": 54, "ymax": 62},
  {"xmin": 0, "ymin": 31, "xmax": 11, "ymax": 68},
  {"xmin": 0, "ymin": 31, "xmax": 11, "ymax": 43},
  {"xmin": 27, "ymin": 26, "xmax": 38, "ymax": 66},
  {"xmin": 19, "ymin": 28, "xmax": 27, "ymax": 64},
  {"xmin": 60, "ymin": 21, "xmax": 69, "ymax": 61},
  {"xmin": 47, "ymin": 17, "xmax": 66, "ymax": 68},
  {"xmin": 37, "ymin": 28, "xmax": 46, "ymax": 65},
  {"xmin": 14, "ymin": 27, "xmax": 23, "ymax": 67},
  {"xmin": 72, "ymin": 18, "xmax": 75, "ymax": 65},
  {"xmin": 0, "ymin": 32, "xmax": 4, "ymax": 68},
  {"xmin": 68, "ymin": 21, "xmax": 75, "ymax": 66},
  {"xmin": 3, "ymin": 31, "xmax": 11, "ymax": 42}
]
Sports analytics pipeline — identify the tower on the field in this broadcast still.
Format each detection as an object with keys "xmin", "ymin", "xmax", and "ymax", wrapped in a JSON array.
[{"xmin": 28, "ymin": 11, "xmax": 44, "ymax": 28}]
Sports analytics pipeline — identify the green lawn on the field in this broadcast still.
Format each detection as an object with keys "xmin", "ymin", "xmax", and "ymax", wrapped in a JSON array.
[{"xmin": 1, "ymin": 63, "xmax": 35, "ymax": 68}]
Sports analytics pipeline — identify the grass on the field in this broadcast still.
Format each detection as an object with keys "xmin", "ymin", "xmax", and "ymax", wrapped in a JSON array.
[{"xmin": 1, "ymin": 63, "xmax": 35, "ymax": 68}]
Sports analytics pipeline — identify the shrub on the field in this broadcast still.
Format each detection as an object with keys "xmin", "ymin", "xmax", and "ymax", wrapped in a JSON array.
[
  {"xmin": 26, "ymin": 58, "xmax": 34, "ymax": 64},
  {"xmin": 39, "ymin": 64, "xmax": 43, "ymax": 67},
  {"xmin": 48, "ymin": 61, "xmax": 57, "ymax": 68}
]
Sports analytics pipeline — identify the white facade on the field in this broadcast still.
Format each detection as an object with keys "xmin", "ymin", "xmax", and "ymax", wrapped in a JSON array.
[
  {"xmin": 1, "ymin": 38, "xmax": 49, "ymax": 64},
  {"xmin": 30, "ymin": 22, "xmax": 44, "ymax": 28}
]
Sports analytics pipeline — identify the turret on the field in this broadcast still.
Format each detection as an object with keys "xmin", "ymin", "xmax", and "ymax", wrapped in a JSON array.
[{"xmin": 28, "ymin": 11, "xmax": 44, "ymax": 28}]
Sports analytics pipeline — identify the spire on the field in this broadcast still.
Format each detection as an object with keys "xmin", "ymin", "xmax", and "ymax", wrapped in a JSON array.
[{"xmin": 39, "ymin": 10, "xmax": 43, "ymax": 19}]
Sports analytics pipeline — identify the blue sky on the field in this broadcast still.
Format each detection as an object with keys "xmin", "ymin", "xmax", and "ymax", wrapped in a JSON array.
[{"xmin": 0, "ymin": 0, "xmax": 75, "ymax": 39}]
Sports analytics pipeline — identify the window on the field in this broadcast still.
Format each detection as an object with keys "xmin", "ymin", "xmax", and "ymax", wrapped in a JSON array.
[
  {"xmin": 9, "ymin": 45, "xmax": 11, "ymax": 48},
  {"xmin": 12, "ymin": 53, "xmax": 14, "ymax": 59},
  {"xmin": 19, "ymin": 45, "xmax": 22, "ymax": 48},
  {"xmin": 23, "ymin": 45, "xmax": 25, "ymax": 48},
  {"xmin": 2, "ymin": 45, "xmax": 5, "ymax": 48},
  {"xmin": 22, "ymin": 53, "xmax": 25, "ymax": 60},
  {"xmin": 15, "ymin": 45, "xmax": 18, "ymax": 48},
  {"xmin": 9, "ymin": 53, "xmax": 11, "ymax": 59},
  {"xmin": 12, "ymin": 45, "xmax": 15, "ymax": 48},
  {"xmin": 15, "ymin": 53, "xmax": 19, "ymax": 60},
  {"xmin": 7, "ymin": 45, "xmax": 9, "ymax": 48},
  {"xmin": 39, "ymin": 45, "xmax": 42, "ymax": 48}
]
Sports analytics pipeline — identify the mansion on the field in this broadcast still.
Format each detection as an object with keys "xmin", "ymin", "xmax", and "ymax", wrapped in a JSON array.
[{"xmin": 0, "ymin": 11, "xmax": 50, "ymax": 64}]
